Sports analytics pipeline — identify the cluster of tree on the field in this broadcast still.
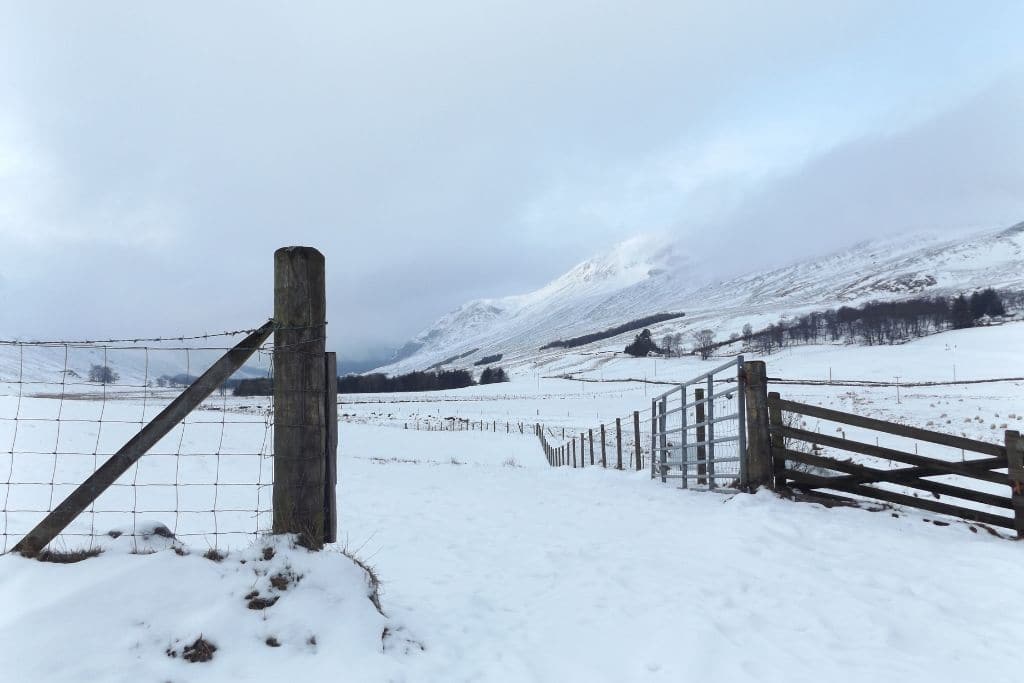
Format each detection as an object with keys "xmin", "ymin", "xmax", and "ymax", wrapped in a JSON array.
[
  {"xmin": 155, "ymin": 373, "xmax": 198, "ymax": 388},
  {"xmin": 88, "ymin": 364, "xmax": 119, "ymax": 384},
  {"xmin": 426, "ymin": 348, "xmax": 479, "ymax": 371},
  {"xmin": 732, "ymin": 289, "xmax": 1011, "ymax": 354},
  {"xmin": 474, "ymin": 353, "xmax": 503, "ymax": 366},
  {"xmin": 540, "ymin": 312, "xmax": 685, "ymax": 350},
  {"xmin": 478, "ymin": 366, "xmax": 509, "ymax": 384},
  {"xmin": 624, "ymin": 329, "xmax": 662, "ymax": 357},
  {"xmin": 338, "ymin": 369, "xmax": 476, "ymax": 394},
  {"xmin": 234, "ymin": 378, "xmax": 273, "ymax": 396}
]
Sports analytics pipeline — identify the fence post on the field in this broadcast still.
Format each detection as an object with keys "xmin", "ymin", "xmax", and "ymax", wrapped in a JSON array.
[
  {"xmin": 580, "ymin": 433, "xmax": 586, "ymax": 468},
  {"xmin": 767, "ymin": 391, "xmax": 786, "ymax": 488},
  {"xmin": 273, "ymin": 246, "xmax": 328, "ymax": 549},
  {"xmin": 740, "ymin": 361, "xmax": 772, "ymax": 491},
  {"xmin": 600, "ymin": 424, "xmax": 607, "ymax": 468},
  {"xmin": 616, "ymin": 418, "xmax": 623, "ymax": 470},
  {"xmin": 633, "ymin": 410, "xmax": 642, "ymax": 471},
  {"xmin": 695, "ymin": 388, "xmax": 707, "ymax": 486},
  {"xmin": 572, "ymin": 440, "xmax": 577, "ymax": 468},
  {"xmin": 650, "ymin": 400, "xmax": 656, "ymax": 479},
  {"xmin": 589, "ymin": 429, "xmax": 595, "ymax": 466},
  {"xmin": 1005, "ymin": 430, "xmax": 1024, "ymax": 537},
  {"xmin": 323, "ymin": 352, "xmax": 338, "ymax": 544}
]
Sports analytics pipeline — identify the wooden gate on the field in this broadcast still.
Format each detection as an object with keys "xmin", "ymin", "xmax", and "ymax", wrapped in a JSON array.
[{"xmin": 767, "ymin": 392, "xmax": 1024, "ymax": 534}]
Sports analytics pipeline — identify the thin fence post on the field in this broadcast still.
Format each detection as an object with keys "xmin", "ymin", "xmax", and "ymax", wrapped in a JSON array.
[
  {"xmin": 589, "ymin": 429, "xmax": 595, "ymax": 466},
  {"xmin": 616, "ymin": 417, "xmax": 623, "ymax": 470},
  {"xmin": 323, "ymin": 352, "xmax": 338, "ymax": 544},
  {"xmin": 768, "ymin": 392, "xmax": 786, "ymax": 489},
  {"xmin": 658, "ymin": 398, "xmax": 668, "ymax": 483},
  {"xmin": 600, "ymin": 424, "xmax": 607, "ymax": 468},
  {"xmin": 633, "ymin": 410, "xmax": 642, "ymax": 471},
  {"xmin": 650, "ymin": 400, "xmax": 657, "ymax": 479},
  {"xmin": 742, "ymin": 360, "xmax": 773, "ymax": 491},
  {"xmin": 1005, "ymin": 430, "xmax": 1023, "ymax": 537},
  {"xmin": 580, "ymin": 433, "xmax": 586, "ymax": 468},
  {"xmin": 572, "ymin": 439, "xmax": 577, "ymax": 468},
  {"xmin": 273, "ymin": 246, "xmax": 328, "ymax": 549}
]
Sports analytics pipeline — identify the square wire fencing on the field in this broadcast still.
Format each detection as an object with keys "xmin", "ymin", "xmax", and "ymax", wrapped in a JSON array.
[
  {"xmin": 0, "ymin": 331, "xmax": 277, "ymax": 554},
  {"xmin": 649, "ymin": 356, "xmax": 747, "ymax": 490}
]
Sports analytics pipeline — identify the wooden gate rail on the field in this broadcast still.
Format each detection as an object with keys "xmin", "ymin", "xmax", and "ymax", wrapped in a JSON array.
[{"xmin": 768, "ymin": 392, "xmax": 1023, "ymax": 534}]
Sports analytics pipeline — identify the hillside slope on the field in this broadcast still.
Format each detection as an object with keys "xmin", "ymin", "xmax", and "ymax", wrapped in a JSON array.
[{"xmin": 379, "ymin": 221, "xmax": 1024, "ymax": 374}]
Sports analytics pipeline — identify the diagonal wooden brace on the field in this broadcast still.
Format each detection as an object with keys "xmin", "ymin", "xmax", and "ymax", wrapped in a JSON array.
[{"xmin": 12, "ymin": 321, "xmax": 275, "ymax": 557}]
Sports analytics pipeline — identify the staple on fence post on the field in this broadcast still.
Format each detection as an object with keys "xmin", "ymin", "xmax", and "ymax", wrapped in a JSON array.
[
  {"xmin": 633, "ymin": 410, "xmax": 642, "ymax": 471},
  {"xmin": 323, "ymin": 352, "xmax": 338, "ymax": 544},
  {"xmin": 616, "ymin": 417, "xmax": 623, "ymax": 470},
  {"xmin": 273, "ymin": 246, "xmax": 328, "ymax": 549},
  {"xmin": 600, "ymin": 424, "xmax": 607, "ymax": 468},
  {"xmin": 742, "ymin": 361, "xmax": 773, "ymax": 491},
  {"xmin": 1005, "ymin": 430, "xmax": 1024, "ymax": 538}
]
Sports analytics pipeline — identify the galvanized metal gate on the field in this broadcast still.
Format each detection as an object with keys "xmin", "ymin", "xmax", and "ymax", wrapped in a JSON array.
[{"xmin": 650, "ymin": 356, "xmax": 747, "ymax": 490}]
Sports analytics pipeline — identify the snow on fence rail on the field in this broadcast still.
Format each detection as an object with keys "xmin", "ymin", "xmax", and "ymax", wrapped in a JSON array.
[{"xmin": 0, "ymin": 246, "xmax": 339, "ymax": 556}]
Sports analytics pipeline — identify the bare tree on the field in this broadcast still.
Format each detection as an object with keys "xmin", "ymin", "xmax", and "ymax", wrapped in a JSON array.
[
  {"xmin": 88, "ymin": 364, "xmax": 119, "ymax": 384},
  {"xmin": 660, "ymin": 334, "xmax": 675, "ymax": 357},
  {"xmin": 672, "ymin": 332, "xmax": 684, "ymax": 357},
  {"xmin": 692, "ymin": 329, "xmax": 716, "ymax": 360}
]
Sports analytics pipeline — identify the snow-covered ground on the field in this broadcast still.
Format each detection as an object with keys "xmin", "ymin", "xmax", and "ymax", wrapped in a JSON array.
[{"xmin": 1, "ymin": 321, "xmax": 1023, "ymax": 681}]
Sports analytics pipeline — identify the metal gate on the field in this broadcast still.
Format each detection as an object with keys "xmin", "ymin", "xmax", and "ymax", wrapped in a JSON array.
[{"xmin": 650, "ymin": 356, "xmax": 746, "ymax": 490}]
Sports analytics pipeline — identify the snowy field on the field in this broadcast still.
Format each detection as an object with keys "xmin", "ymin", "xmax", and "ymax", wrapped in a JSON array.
[{"xmin": 1, "ymin": 322, "xmax": 1023, "ymax": 681}]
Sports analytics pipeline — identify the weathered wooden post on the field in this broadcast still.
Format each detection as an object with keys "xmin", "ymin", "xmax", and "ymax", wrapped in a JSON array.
[
  {"xmin": 273, "ymin": 246, "xmax": 329, "ymax": 549},
  {"xmin": 615, "ymin": 418, "xmax": 623, "ymax": 470},
  {"xmin": 1004, "ymin": 430, "xmax": 1023, "ymax": 537},
  {"xmin": 580, "ymin": 433, "xmax": 586, "ymax": 468},
  {"xmin": 768, "ymin": 391, "xmax": 786, "ymax": 489},
  {"xmin": 633, "ymin": 410, "xmax": 642, "ymax": 471},
  {"xmin": 572, "ymin": 440, "xmax": 577, "ymax": 468},
  {"xmin": 324, "ymin": 352, "xmax": 338, "ymax": 543},
  {"xmin": 600, "ymin": 424, "xmax": 607, "ymax": 468},
  {"xmin": 742, "ymin": 360, "xmax": 773, "ymax": 491},
  {"xmin": 695, "ymin": 388, "xmax": 707, "ymax": 486}
]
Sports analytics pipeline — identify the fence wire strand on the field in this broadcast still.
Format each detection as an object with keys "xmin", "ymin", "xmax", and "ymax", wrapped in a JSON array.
[{"xmin": 0, "ymin": 329, "xmax": 289, "ymax": 553}]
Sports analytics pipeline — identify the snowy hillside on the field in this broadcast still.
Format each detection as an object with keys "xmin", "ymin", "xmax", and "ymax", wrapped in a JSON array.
[{"xmin": 380, "ymin": 221, "xmax": 1024, "ymax": 375}]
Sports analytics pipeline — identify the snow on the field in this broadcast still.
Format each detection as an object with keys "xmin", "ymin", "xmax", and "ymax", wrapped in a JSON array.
[
  {"xmin": 379, "ymin": 220, "xmax": 1024, "ymax": 375},
  {"xmin": 2, "ymin": 322, "xmax": 1024, "ymax": 681}
]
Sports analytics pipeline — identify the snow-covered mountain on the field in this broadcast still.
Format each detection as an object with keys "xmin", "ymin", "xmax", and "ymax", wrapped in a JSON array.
[{"xmin": 378, "ymin": 221, "xmax": 1024, "ymax": 374}]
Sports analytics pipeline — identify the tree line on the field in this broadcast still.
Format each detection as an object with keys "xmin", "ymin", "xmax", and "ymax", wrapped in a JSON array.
[
  {"xmin": 733, "ymin": 288, "xmax": 1012, "ymax": 355},
  {"xmin": 233, "ymin": 366, "xmax": 510, "ymax": 396},
  {"xmin": 540, "ymin": 312, "xmax": 685, "ymax": 350}
]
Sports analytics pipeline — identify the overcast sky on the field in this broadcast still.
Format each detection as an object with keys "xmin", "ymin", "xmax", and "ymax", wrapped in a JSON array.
[{"xmin": 1, "ymin": 2, "xmax": 1022, "ymax": 358}]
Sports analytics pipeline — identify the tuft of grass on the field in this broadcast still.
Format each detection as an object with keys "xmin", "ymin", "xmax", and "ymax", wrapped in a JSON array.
[
  {"xmin": 341, "ymin": 545, "xmax": 384, "ymax": 615},
  {"xmin": 36, "ymin": 547, "xmax": 102, "ymax": 564},
  {"xmin": 265, "ymin": 636, "xmax": 281, "ymax": 648},
  {"xmin": 181, "ymin": 636, "xmax": 217, "ymax": 663},
  {"xmin": 203, "ymin": 548, "xmax": 227, "ymax": 562}
]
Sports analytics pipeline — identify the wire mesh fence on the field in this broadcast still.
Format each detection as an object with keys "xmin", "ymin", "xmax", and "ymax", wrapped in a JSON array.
[{"xmin": 0, "ymin": 331, "xmax": 276, "ymax": 553}]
